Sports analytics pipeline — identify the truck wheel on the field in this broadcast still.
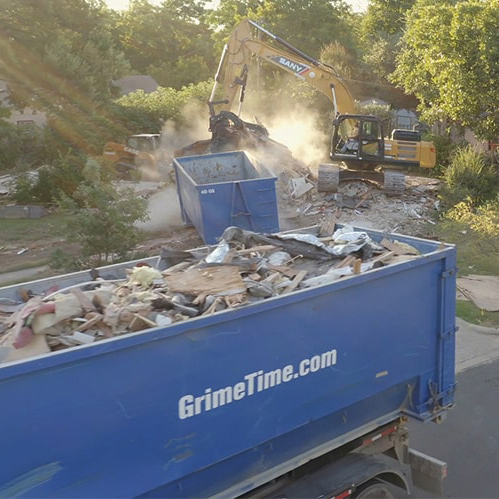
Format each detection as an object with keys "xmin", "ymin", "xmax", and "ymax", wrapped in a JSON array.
[{"xmin": 354, "ymin": 479, "xmax": 396, "ymax": 499}]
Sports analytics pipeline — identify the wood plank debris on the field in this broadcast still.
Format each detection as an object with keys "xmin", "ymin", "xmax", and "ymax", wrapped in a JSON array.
[
  {"xmin": 380, "ymin": 238, "xmax": 420, "ymax": 255},
  {"xmin": 165, "ymin": 266, "xmax": 246, "ymax": 296},
  {"xmin": 282, "ymin": 270, "xmax": 307, "ymax": 294},
  {"xmin": 0, "ymin": 225, "xmax": 433, "ymax": 364},
  {"xmin": 319, "ymin": 214, "xmax": 337, "ymax": 237}
]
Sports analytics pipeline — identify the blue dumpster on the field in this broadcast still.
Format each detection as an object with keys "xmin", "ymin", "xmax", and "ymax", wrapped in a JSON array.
[
  {"xmin": 173, "ymin": 151, "xmax": 279, "ymax": 244},
  {"xmin": 0, "ymin": 227, "xmax": 456, "ymax": 498}
]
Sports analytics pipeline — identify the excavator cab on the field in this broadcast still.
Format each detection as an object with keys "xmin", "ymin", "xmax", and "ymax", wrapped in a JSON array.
[{"xmin": 331, "ymin": 115, "xmax": 385, "ymax": 168}]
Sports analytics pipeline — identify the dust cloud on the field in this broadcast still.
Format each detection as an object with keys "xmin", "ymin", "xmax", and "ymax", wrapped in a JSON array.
[
  {"xmin": 158, "ymin": 100, "xmax": 211, "ymax": 162},
  {"xmin": 138, "ymin": 101, "xmax": 211, "ymax": 232},
  {"xmin": 136, "ymin": 184, "xmax": 183, "ymax": 232},
  {"xmin": 139, "ymin": 91, "xmax": 330, "ymax": 232},
  {"xmin": 246, "ymin": 104, "xmax": 330, "ymax": 170}
]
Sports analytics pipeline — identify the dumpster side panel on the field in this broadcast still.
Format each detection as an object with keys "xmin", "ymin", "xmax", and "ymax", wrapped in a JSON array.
[
  {"xmin": 196, "ymin": 179, "xmax": 279, "ymax": 242},
  {"xmin": 174, "ymin": 162, "xmax": 197, "ymax": 226},
  {"xmin": 0, "ymin": 246, "xmax": 456, "ymax": 498},
  {"xmin": 174, "ymin": 151, "xmax": 279, "ymax": 244},
  {"xmin": 233, "ymin": 178, "xmax": 279, "ymax": 233}
]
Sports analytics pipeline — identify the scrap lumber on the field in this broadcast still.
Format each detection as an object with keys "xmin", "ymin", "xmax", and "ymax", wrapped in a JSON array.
[
  {"xmin": 165, "ymin": 265, "xmax": 246, "ymax": 296},
  {"xmin": 353, "ymin": 259, "xmax": 362, "ymax": 274},
  {"xmin": 381, "ymin": 238, "xmax": 420, "ymax": 256},
  {"xmin": 335, "ymin": 255, "xmax": 357, "ymax": 269},
  {"xmin": 0, "ymin": 226, "xmax": 432, "ymax": 365},
  {"xmin": 319, "ymin": 214, "xmax": 337, "ymax": 237},
  {"xmin": 282, "ymin": 270, "xmax": 307, "ymax": 294},
  {"xmin": 354, "ymin": 187, "xmax": 374, "ymax": 209}
]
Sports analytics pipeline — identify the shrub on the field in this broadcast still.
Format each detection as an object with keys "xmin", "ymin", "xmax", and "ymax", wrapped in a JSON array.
[
  {"xmin": 57, "ymin": 179, "xmax": 149, "ymax": 266},
  {"xmin": 13, "ymin": 153, "xmax": 86, "ymax": 205},
  {"xmin": 424, "ymin": 133, "xmax": 466, "ymax": 178},
  {"xmin": 116, "ymin": 80, "xmax": 214, "ymax": 126},
  {"xmin": 446, "ymin": 195, "xmax": 499, "ymax": 251},
  {"xmin": 440, "ymin": 145, "xmax": 498, "ymax": 208},
  {"xmin": 0, "ymin": 123, "xmax": 59, "ymax": 173}
]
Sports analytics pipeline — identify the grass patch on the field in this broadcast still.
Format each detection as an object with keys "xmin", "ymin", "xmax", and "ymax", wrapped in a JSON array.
[
  {"xmin": 422, "ymin": 218, "xmax": 499, "ymax": 328},
  {"xmin": 429, "ymin": 219, "xmax": 499, "ymax": 276},
  {"xmin": 456, "ymin": 300, "xmax": 499, "ymax": 328},
  {"xmin": 0, "ymin": 213, "xmax": 69, "ymax": 244}
]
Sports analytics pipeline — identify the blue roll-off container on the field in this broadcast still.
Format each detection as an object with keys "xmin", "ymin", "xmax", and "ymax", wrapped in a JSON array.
[
  {"xmin": 173, "ymin": 151, "xmax": 279, "ymax": 244},
  {"xmin": 0, "ymin": 226, "xmax": 456, "ymax": 498}
]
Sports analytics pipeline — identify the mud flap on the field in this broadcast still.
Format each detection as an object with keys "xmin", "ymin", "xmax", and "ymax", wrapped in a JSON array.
[{"xmin": 409, "ymin": 448, "xmax": 447, "ymax": 496}]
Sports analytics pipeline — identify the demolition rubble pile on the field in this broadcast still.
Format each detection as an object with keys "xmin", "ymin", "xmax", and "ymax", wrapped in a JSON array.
[
  {"xmin": 281, "ymin": 174, "xmax": 442, "ymax": 235},
  {"xmin": 247, "ymin": 142, "xmax": 441, "ymax": 235},
  {"xmin": 0, "ymin": 225, "xmax": 424, "ymax": 364}
]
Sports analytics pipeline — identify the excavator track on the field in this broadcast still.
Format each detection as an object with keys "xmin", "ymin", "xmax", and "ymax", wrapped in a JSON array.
[
  {"xmin": 317, "ymin": 163, "xmax": 340, "ymax": 192},
  {"xmin": 382, "ymin": 170, "xmax": 405, "ymax": 196},
  {"xmin": 317, "ymin": 164, "xmax": 406, "ymax": 196}
]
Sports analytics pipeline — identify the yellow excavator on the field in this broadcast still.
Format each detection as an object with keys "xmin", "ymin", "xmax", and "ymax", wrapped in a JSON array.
[{"xmin": 178, "ymin": 20, "xmax": 436, "ymax": 195}]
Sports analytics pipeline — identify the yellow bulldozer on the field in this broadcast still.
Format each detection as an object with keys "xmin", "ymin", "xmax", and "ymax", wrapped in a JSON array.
[{"xmin": 103, "ymin": 134, "xmax": 166, "ymax": 179}]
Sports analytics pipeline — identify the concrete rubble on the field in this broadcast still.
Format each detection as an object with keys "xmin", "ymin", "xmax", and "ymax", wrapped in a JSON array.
[
  {"xmin": 0, "ymin": 225, "xmax": 423, "ymax": 364},
  {"xmin": 276, "ymin": 168, "xmax": 441, "ymax": 235}
]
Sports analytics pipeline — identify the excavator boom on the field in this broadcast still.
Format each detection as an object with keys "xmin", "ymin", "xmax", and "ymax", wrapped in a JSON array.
[
  {"xmin": 176, "ymin": 19, "xmax": 436, "ymax": 197},
  {"xmin": 211, "ymin": 20, "xmax": 356, "ymax": 116}
]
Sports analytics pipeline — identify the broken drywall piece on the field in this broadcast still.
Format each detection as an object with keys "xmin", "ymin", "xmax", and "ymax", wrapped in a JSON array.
[{"xmin": 290, "ymin": 177, "xmax": 314, "ymax": 198}]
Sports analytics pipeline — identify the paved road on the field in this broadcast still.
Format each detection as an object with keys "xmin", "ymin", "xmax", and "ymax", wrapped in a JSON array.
[
  {"xmin": 0, "ymin": 265, "xmax": 50, "ymax": 287},
  {"xmin": 408, "ymin": 319, "xmax": 499, "ymax": 498},
  {"xmin": 409, "ymin": 358, "xmax": 499, "ymax": 498}
]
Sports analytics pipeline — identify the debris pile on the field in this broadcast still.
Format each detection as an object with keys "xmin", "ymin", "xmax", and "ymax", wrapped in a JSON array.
[
  {"xmin": 0, "ymin": 174, "xmax": 14, "ymax": 196},
  {"xmin": 280, "ymin": 173, "xmax": 441, "ymax": 235},
  {"xmin": 0, "ymin": 225, "xmax": 423, "ymax": 364}
]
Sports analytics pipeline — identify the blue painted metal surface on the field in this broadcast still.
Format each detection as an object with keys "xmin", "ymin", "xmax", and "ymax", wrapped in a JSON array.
[
  {"xmin": 0, "ymin": 228, "xmax": 456, "ymax": 498},
  {"xmin": 174, "ymin": 151, "xmax": 279, "ymax": 244}
]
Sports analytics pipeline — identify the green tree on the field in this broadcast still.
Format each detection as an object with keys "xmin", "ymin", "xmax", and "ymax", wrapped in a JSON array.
[
  {"xmin": 0, "ymin": 0, "xmax": 126, "ymax": 103},
  {"xmin": 114, "ymin": 0, "xmax": 215, "ymax": 89},
  {"xmin": 58, "ymin": 166, "xmax": 149, "ymax": 265},
  {"xmin": 359, "ymin": 0, "xmax": 416, "ymax": 85},
  {"xmin": 209, "ymin": 0, "xmax": 358, "ymax": 58},
  {"xmin": 392, "ymin": 0, "xmax": 499, "ymax": 139},
  {"xmin": 0, "ymin": 0, "xmax": 134, "ymax": 154},
  {"xmin": 320, "ymin": 41, "xmax": 362, "ymax": 80},
  {"xmin": 361, "ymin": 0, "xmax": 416, "ymax": 42},
  {"xmin": 44, "ymin": 29, "xmax": 130, "ymax": 102}
]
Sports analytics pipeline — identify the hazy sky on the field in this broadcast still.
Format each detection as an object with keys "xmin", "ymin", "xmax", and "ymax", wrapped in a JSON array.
[{"xmin": 104, "ymin": 0, "xmax": 369, "ymax": 12}]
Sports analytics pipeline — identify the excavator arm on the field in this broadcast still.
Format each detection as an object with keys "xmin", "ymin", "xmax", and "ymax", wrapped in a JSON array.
[
  {"xmin": 175, "ymin": 18, "xmax": 435, "ymax": 193},
  {"xmin": 209, "ymin": 19, "xmax": 356, "ymax": 117}
]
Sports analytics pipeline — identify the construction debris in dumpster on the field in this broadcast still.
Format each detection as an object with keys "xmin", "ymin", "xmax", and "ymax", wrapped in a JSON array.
[{"xmin": 0, "ymin": 225, "xmax": 422, "ymax": 364}]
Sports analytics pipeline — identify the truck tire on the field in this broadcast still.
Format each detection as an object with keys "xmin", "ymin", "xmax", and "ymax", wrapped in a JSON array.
[{"xmin": 354, "ymin": 479, "xmax": 396, "ymax": 499}]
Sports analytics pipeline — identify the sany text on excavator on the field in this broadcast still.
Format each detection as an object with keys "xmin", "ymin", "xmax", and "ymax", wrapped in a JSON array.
[{"xmin": 192, "ymin": 19, "xmax": 436, "ymax": 195}]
